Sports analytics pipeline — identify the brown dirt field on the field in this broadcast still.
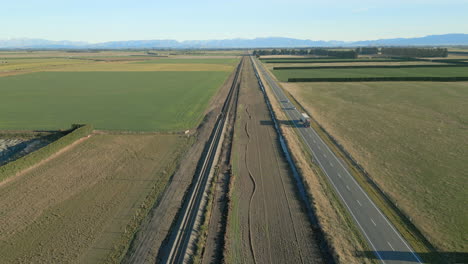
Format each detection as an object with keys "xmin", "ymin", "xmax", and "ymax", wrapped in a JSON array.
[
  {"xmin": 226, "ymin": 59, "xmax": 323, "ymax": 264},
  {"xmin": 0, "ymin": 134, "xmax": 185, "ymax": 263},
  {"xmin": 258, "ymin": 68, "xmax": 374, "ymax": 264}
]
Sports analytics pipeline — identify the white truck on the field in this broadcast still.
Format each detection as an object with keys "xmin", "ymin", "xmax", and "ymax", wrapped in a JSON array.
[{"xmin": 300, "ymin": 113, "xmax": 311, "ymax": 127}]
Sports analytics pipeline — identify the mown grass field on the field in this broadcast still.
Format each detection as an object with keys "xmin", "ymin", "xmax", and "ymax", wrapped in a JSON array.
[
  {"xmin": 0, "ymin": 70, "xmax": 230, "ymax": 131},
  {"xmin": 284, "ymin": 81, "xmax": 468, "ymax": 254},
  {"xmin": 0, "ymin": 134, "xmax": 187, "ymax": 263},
  {"xmin": 273, "ymin": 67, "xmax": 468, "ymax": 81}
]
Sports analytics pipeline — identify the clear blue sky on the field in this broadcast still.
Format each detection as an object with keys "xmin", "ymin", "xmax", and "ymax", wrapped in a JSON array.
[{"xmin": 2, "ymin": 0, "xmax": 468, "ymax": 42}]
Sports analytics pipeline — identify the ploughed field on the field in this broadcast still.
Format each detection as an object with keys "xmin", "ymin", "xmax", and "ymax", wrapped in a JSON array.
[
  {"xmin": 0, "ymin": 134, "xmax": 187, "ymax": 263},
  {"xmin": 0, "ymin": 55, "xmax": 238, "ymax": 131},
  {"xmin": 226, "ymin": 58, "xmax": 324, "ymax": 263},
  {"xmin": 283, "ymin": 81, "xmax": 468, "ymax": 254}
]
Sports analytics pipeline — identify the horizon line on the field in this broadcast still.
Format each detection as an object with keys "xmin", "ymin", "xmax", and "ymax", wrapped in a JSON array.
[{"xmin": 1, "ymin": 33, "xmax": 467, "ymax": 44}]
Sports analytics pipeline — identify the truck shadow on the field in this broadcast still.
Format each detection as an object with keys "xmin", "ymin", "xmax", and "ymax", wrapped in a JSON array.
[
  {"xmin": 259, "ymin": 119, "xmax": 302, "ymax": 127},
  {"xmin": 357, "ymin": 250, "xmax": 468, "ymax": 263}
]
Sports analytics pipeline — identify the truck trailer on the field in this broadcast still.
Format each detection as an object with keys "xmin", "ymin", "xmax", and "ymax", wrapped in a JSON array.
[{"xmin": 300, "ymin": 113, "xmax": 311, "ymax": 127}]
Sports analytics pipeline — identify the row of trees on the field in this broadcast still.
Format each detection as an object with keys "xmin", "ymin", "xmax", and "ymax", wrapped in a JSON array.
[
  {"xmin": 327, "ymin": 50, "xmax": 358, "ymax": 59},
  {"xmin": 381, "ymin": 47, "xmax": 448, "ymax": 57},
  {"xmin": 253, "ymin": 49, "xmax": 358, "ymax": 58},
  {"xmin": 356, "ymin": 47, "xmax": 379, "ymax": 55},
  {"xmin": 253, "ymin": 47, "xmax": 449, "ymax": 58},
  {"xmin": 253, "ymin": 49, "xmax": 308, "ymax": 56}
]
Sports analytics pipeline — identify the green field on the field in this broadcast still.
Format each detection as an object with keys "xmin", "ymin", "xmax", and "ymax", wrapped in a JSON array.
[
  {"xmin": 285, "ymin": 81, "xmax": 468, "ymax": 254},
  {"xmin": 262, "ymin": 58, "xmax": 397, "ymax": 63},
  {"xmin": 273, "ymin": 67, "xmax": 468, "ymax": 81},
  {"xmin": 0, "ymin": 71, "xmax": 230, "ymax": 131}
]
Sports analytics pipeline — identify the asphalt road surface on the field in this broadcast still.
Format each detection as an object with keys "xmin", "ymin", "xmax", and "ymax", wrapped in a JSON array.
[{"xmin": 252, "ymin": 56, "xmax": 423, "ymax": 264}]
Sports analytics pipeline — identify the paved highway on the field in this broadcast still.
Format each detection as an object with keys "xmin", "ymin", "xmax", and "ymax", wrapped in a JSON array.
[{"xmin": 251, "ymin": 56, "xmax": 423, "ymax": 264}]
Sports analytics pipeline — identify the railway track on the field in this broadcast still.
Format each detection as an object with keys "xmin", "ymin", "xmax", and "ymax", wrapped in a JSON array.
[{"xmin": 164, "ymin": 57, "xmax": 244, "ymax": 264}]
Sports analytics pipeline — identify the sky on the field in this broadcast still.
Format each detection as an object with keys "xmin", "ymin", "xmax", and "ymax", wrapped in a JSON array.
[{"xmin": 2, "ymin": 0, "xmax": 468, "ymax": 42}]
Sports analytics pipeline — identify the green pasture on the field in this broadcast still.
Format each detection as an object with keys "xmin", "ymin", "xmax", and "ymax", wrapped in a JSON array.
[
  {"xmin": 273, "ymin": 67, "xmax": 468, "ymax": 81},
  {"xmin": 0, "ymin": 71, "xmax": 229, "ymax": 131}
]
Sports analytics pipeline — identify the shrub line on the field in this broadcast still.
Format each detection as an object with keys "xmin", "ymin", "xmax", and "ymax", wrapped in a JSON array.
[
  {"xmin": 0, "ymin": 124, "xmax": 93, "ymax": 183},
  {"xmin": 288, "ymin": 76, "xmax": 468, "ymax": 82},
  {"xmin": 274, "ymin": 65, "xmax": 468, "ymax": 70}
]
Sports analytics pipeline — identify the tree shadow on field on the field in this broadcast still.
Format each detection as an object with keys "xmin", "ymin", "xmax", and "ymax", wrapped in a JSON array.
[{"xmin": 357, "ymin": 250, "xmax": 468, "ymax": 263}]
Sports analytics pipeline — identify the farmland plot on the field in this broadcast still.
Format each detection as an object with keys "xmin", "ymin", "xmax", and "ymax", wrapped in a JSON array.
[
  {"xmin": 283, "ymin": 81, "xmax": 468, "ymax": 253},
  {"xmin": 0, "ymin": 71, "xmax": 230, "ymax": 131},
  {"xmin": 0, "ymin": 134, "xmax": 186, "ymax": 263}
]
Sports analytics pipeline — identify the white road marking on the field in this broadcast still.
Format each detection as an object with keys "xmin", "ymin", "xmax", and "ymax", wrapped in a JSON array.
[
  {"xmin": 346, "ymin": 185, "xmax": 350, "ymax": 191},
  {"xmin": 313, "ymin": 140, "xmax": 316, "ymax": 143},
  {"xmin": 357, "ymin": 200, "xmax": 362, "ymax": 206},
  {"xmin": 318, "ymin": 146, "xmax": 321, "ymax": 150},
  {"xmin": 388, "ymin": 241, "xmax": 395, "ymax": 251},
  {"xmin": 371, "ymin": 218, "xmax": 377, "ymax": 226},
  {"xmin": 330, "ymin": 162, "xmax": 334, "ymax": 167},
  {"xmin": 337, "ymin": 173, "xmax": 342, "ymax": 178},
  {"xmin": 323, "ymin": 153, "xmax": 327, "ymax": 158}
]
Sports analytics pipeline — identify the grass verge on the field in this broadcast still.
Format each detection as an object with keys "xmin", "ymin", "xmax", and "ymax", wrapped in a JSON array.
[{"xmin": 191, "ymin": 168, "xmax": 218, "ymax": 264}]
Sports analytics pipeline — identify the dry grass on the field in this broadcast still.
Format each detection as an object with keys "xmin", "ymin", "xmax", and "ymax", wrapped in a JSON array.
[
  {"xmin": 0, "ymin": 58, "xmax": 89, "ymax": 71},
  {"xmin": 284, "ymin": 81, "xmax": 468, "ymax": 255},
  {"xmin": 44, "ymin": 61, "xmax": 234, "ymax": 72},
  {"xmin": 0, "ymin": 58, "xmax": 92, "ymax": 76},
  {"xmin": 0, "ymin": 53, "xmax": 237, "ymax": 77},
  {"xmin": 0, "ymin": 50, "xmax": 149, "ymax": 58},
  {"xmin": 257, "ymin": 67, "xmax": 374, "ymax": 264},
  {"xmin": 0, "ymin": 133, "xmax": 187, "ymax": 263}
]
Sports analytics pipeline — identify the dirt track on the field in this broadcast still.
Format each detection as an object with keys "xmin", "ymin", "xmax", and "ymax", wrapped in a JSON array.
[{"xmin": 226, "ymin": 59, "xmax": 324, "ymax": 263}]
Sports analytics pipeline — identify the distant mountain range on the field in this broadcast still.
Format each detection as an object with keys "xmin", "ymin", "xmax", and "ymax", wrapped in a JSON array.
[{"xmin": 1, "ymin": 34, "xmax": 467, "ymax": 49}]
